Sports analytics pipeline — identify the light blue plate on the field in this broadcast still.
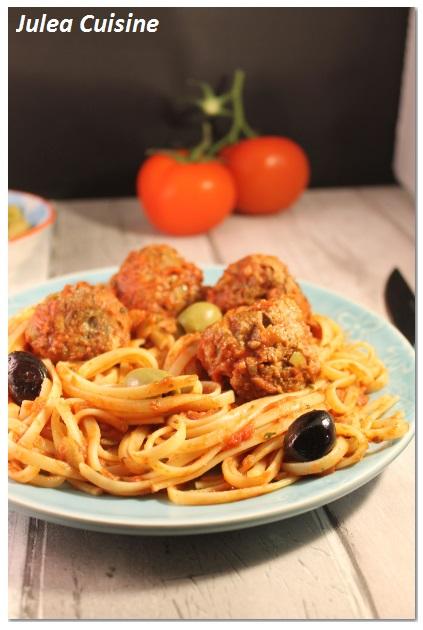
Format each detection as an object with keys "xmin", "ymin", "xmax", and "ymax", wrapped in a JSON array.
[{"xmin": 8, "ymin": 267, "xmax": 415, "ymax": 535}]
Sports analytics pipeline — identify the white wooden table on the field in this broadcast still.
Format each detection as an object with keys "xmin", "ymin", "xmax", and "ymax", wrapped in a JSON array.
[{"xmin": 9, "ymin": 186, "xmax": 415, "ymax": 620}]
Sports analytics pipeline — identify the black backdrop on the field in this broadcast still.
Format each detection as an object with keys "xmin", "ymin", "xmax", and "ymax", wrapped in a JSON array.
[{"xmin": 9, "ymin": 7, "xmax": 409, "ymax": 199}]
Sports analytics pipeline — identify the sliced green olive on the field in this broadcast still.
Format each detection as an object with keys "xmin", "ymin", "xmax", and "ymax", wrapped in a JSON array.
[
  {"xmin": 123, "ymin": 367, "xmax": 170, "ymax": 387},
  {"xmin": 178, "ymin": 301, "xmax": 222, "ymax": 333}
]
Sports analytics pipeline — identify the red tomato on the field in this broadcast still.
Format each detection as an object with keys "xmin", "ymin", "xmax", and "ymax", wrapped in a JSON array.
[
  {"xmin": 136, "ymin": 154, "xmax": 236, "ymax": 236},
  {"xmin": 221, "ymin": 136, "xmax": 310, "ymax": 214}
]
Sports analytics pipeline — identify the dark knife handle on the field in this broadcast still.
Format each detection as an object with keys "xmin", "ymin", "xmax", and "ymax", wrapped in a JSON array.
[{"xmin": 384, "ymin": 268, "xmax": 415, "ymax": 346}]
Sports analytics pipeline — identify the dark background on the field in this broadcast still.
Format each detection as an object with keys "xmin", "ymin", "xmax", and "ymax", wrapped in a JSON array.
[{"xmin": 9, "ymin": 7, "xmax": 410, "ymax": 199}]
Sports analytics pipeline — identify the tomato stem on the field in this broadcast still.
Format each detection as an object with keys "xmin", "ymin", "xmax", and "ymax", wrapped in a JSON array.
[
  {"xmin": 207, "ymin": 70, "xmax": 257, "ymax": 155},
  {"xmin": 147, "ymin": 70, "xmax": 257, "ymax": 164},
  {"xmin": 188, "ymin": 122, "xmax": 213, "ymax": 161},
  {"xmin": 145, "ymin": 124, "xmax": 214, "ymax": 164},
  {"xmin": 188, "ymin": 78, "xmax": 233, "ymax": 118},
  {"xmin": 232, "ymin": 69, "xmax": 256, "ymax": 138}
]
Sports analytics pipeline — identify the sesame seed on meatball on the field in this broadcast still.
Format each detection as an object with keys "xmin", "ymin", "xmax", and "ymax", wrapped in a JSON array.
[
  {"xmin": 25, "ymin": 282, "xmax": 131, "ymax": 362},
  {"xmin": 197, "ymin": 297, "xmax": 320, "ymax": 402}
]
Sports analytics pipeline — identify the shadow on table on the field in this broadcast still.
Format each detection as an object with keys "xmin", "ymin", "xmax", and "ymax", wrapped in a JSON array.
[{"xmin": 40, "ymin": 475, "xmax": 381, "ymax": 591}]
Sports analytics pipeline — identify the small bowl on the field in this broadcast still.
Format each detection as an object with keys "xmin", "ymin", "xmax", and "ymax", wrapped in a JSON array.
[{"xmin": 8, "ymin": 190, "xmax": 56, "ymax": 293}]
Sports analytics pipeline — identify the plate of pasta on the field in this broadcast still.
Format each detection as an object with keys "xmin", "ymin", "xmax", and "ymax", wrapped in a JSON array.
[{"xmin": 8, "ymin": 247, "xmax": 415, "ymax": 535}]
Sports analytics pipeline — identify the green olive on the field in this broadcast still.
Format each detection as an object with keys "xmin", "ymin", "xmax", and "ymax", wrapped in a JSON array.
[
  {"xmin": 123, "ymin": 367, "xmax": 169, "ymax": 387},
  {"xmin": 177, "ymin": 301, "xmax": 222, "ymax": 333}
]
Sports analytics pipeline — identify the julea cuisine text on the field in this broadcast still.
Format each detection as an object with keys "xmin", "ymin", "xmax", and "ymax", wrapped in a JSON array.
[{"xmin": 15, "ymin": 13, "xmax": 160, "ymax": 34}]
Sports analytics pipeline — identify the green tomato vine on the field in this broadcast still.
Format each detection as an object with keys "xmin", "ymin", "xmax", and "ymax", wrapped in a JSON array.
[{"xmin": 147, "ymin": 69, "xmax": 257, "ymax": 163}]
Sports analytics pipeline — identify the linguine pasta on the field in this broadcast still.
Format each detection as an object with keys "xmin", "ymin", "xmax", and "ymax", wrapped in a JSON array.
[{"xmin": 8, "ymin": 307, "xmax": 409, "ymax": 505}]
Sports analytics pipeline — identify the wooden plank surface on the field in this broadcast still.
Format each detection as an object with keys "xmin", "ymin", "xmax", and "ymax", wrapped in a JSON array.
[{"xmin": 9, "ymin": 186, "xmax": 415, "ymax": 620}]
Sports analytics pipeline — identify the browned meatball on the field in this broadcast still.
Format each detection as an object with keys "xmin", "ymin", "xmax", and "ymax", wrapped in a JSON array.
[
  {"xmin": 197, "ymin": 298, "xmax": 320, "ymax": 402},
  {"xmin": 111, "ymin": 244, "xmax": 203, "ymax": 316},
  {"xmin": 25, "ymin": 282, "xmax": 131, "ymax": 362},
  {"xmin": 206, "ymin": 254, "xmax": 311, "ymax": 322}
]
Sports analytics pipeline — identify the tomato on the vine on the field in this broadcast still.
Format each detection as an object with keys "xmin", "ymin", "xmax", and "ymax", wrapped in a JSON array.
[
  {"xmin": 220, "ymin": 136, "xmax": 310, "ymax": 214},
  {"xmin": 136, "ymin": 154, "xmax": 236, "ymax": 236}
]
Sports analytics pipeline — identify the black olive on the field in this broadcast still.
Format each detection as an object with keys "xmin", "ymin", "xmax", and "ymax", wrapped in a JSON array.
[
  {"xmin": 283, "ymin": 410, "xmax": 336, "ymax": 463},
  {"xmin": 8, "ymin": 351, "xmax": 49, "ymax": 406}
]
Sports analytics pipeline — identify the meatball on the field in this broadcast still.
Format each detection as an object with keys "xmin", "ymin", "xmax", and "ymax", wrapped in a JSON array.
[
  {"xmin": 25, "ymin": 282, "xmax": 131, "ymax": 362},
  {"xmin": 197, "ymin": 297, "xmax": 320, "ymax": 402},
  {"xmin": 111, "ymin": 244, "xmax": 203, "ymax": 316},
  {"xmin": 206, "ymin": 254, "xmax": 311, "ymax": 322}
]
